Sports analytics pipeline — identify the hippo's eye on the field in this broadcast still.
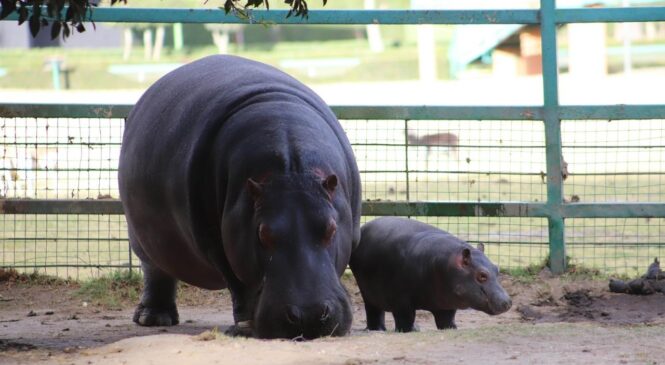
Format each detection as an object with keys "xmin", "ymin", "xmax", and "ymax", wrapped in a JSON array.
[
  {"xmin": 477, "ymin": 272, "xmax": 489, "ymax": 284},
  {"xmin": 258, "ymin": 224, "xmax": 275, "ymax": 249},
  {"xmin": 322, "ymin": 219, "xmax": 337, "ymax": 246}
]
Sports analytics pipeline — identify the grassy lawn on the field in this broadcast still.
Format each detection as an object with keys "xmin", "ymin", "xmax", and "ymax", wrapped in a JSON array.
[{"xmin": 0, "ymin": 37, "xmax": 451, "ymax": 89}]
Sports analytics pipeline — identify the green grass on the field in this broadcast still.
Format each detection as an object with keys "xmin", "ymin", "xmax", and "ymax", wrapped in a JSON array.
[
  {"xmin": 0, "ymin": 38, "xmax": 449, "ymax": 90},
  {"xmin": 76, "ymin": 269, "xmax": 143, "ymax": 308}
]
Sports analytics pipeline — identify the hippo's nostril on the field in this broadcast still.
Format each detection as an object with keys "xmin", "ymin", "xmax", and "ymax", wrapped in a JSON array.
[
  {"xmin": 286, "ymin": 305, "xmax": 302, "ymax": 325},
  {"xmin": 320, "ymin": 303, "xmax": 331, "ymax": 322}
]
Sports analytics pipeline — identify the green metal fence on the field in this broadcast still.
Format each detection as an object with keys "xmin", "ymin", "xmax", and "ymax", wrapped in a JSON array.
[{"xmin": 1, "ymin": 0, "xmax": 665, "ymax": 278}]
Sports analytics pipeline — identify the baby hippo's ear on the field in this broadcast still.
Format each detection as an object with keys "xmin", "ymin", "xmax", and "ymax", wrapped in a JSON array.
[
  {"xmin": 477, "ymin": 243, "xmax": 485, "ymax": 253},
  {"xmin": 462, "ymin": 248, "xmax": 472, "ymax": 267}
]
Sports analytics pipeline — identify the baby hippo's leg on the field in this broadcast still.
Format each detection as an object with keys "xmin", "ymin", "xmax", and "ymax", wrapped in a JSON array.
[
  {"xmin": 364, "ymin": 302, "xmax": 386, "ymax": 331},
  {"xmin": 433, "ymin": 309, "xmax": 457, "ymax": 329},
  {"xmin": 393, "ymin": 309, "xmax": 417, "ymax": 333}
]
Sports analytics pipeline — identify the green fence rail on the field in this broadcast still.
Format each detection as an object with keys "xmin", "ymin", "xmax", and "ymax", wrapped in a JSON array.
[{"xmin": 2, "ymin": 0, "xmax": 665, "ymax": 275}]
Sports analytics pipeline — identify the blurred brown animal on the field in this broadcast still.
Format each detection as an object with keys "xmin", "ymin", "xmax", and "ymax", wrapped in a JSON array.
[{"xmin": 407, "ymin": 132, "xmax": 459, "ymax": 169}]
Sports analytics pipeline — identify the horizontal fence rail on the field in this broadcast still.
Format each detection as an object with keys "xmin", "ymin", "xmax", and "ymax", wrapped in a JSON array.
[
  {"xmin": 1, "ymin": 103, "xmax": 664, "ymax": 220},
  {"xmin": 3, "ymin": 7, "xmax": 665, "ymax": 24},
  {"xmin": 4, "ymin": 103, "xmax": 665, "ymax": 121}
]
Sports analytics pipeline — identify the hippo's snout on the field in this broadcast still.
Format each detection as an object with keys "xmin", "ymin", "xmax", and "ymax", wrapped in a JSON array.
[
  {"xmin": 489, "ymin": 295, "xmax": 512, "ymax": 315},
  {"xmin": 285, "ymin": 302, "xmax": 332, "ymax": 325},
  {"xmin": 256, "ymin": 296, "xmax": 352, "ymax": 339},
  {"xmin": 485, "ymin": 285, "xmax": 512, "ymax": 315}
]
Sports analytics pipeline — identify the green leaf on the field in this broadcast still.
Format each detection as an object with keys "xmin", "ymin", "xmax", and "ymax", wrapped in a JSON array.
[
  {"xmin": 51, "ymin": 21, "xmax": 62, "ymax": 40},
  {"xmin": 17, "ymin": 5, "xmax": 28, "ymax": 25},
  {"xmin": 0, "ymin": 0, "xmax": 17, "ymax": 21},
  {"xmin": 29, "ymin": 15, "xmax": 40, "ymax": 38},
  {"xmin": 63, "ymin": 22, "xmax": 70, "ymax": 38}
]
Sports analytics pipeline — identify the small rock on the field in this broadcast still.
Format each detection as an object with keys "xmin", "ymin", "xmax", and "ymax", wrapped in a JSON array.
[
  {"xmin": 62, "ymin": 328, "xmax": 70, "ymax": 332},
  {"xmin": 69, "ymin": 314, "xmax": 79, "ymax": 320},
  {"xmin": 63, "ymin": 347, "xmax": 76, "ymax": 353},
  {"xmin": 44, "ymin": 311, "xmax": 54, "ymax": 315},
  {"xmin": 27, "ymin": 310, "xmax": 37, "ymax": 317}
]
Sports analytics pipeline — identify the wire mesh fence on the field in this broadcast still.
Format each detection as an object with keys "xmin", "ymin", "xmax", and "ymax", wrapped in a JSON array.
[{"xmin": 0, "ymin": 116, "xmax": 663, "ymax": 278}]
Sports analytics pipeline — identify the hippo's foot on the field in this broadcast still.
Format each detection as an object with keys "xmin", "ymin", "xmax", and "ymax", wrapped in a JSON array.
[
  {"xmin": 224, "ymin": 320, "xmax": 254, "ymax": 337},
  {"xmin": 133, "ymin": 303, "xmax": 179, "ymax": 326}
]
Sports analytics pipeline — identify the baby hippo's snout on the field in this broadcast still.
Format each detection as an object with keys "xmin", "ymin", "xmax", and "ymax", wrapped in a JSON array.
[
  {"xmin": 484, "ymin": 283, "xmax": 513, "ymax": 315},
  {"xmin": 490, "ymin": 294, "xmax": 512, "ymax": 315}
]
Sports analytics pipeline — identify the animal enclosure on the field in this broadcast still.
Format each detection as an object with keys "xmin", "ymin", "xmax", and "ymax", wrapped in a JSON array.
[{"xmin": 1, "ymin": 2, "xmax": 665, "ymax": 278}]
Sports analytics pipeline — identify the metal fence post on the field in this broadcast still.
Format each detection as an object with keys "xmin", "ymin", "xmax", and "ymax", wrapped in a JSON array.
[{"xmin": 541, "ymin": 0, "xmax": 567, "ymax": 273}]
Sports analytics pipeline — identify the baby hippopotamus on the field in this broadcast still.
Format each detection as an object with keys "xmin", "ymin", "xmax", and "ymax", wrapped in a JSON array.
[{"xmin": 350, "ymin": 217, "xmax": 512, "ymax": 332}]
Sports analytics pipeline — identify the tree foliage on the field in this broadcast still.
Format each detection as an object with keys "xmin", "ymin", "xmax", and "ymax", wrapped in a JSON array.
[{"xmin": 0, "ymin": 0, "xmax": 323, "ymax": 40}]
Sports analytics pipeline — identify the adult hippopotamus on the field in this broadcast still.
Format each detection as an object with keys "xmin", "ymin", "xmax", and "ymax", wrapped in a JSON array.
[
  {"xmin": 350, "ymin": 217, "xmax": 511, "ymax": 332},
  {"xmin": 118, "ymin": 55, "xmax": 361, "ymax": 339}
]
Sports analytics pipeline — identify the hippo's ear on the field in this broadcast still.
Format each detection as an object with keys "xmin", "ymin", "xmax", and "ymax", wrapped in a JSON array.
[
  {"xmin": 477, "ymin": 243, "xmax": 485, "ymax": 253},
  {"xmin": 322, "ymin": 174, "xmax": 338, "ymax": 199},
  {"xmin": 462, "ymin": 248, "xmax": 472, "ymax": 267},
  {"xmin": 246, "ymin": 178, "xmax": 263, "ymax": 201}
]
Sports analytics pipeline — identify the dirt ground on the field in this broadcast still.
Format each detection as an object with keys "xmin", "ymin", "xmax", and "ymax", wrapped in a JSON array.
[{"xmin": 1, "ymin": 272, "xmax": 664, "ymax": 365}]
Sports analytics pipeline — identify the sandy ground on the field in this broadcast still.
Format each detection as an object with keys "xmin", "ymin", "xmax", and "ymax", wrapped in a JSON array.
[{"xmin": 1, "ymin": 272, "xmax": 664, "ymax": 365}]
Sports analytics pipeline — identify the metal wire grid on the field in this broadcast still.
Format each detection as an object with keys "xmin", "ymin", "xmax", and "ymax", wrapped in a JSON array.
[
  {"xmin": 0, "ymin": 117, "xmax": 123, "ymax": 200},
  {"xmin": 566, "ymin": 218, "xmax": 665, "ymax": 277},
  {"xmin": 562, "ymin": 119, "xmax": 665, "ymax": 203},
  {"xmin": 341, "ymin": 119, "xmax": 548, "ymax": 203},
  {"xmin": 0, "ymin": 214, "xmax": 130, "ymax": 280},
  {"xmin": 1, "ymin": 116, "xmax": 663, "ymax": 277},
  {"xmin": 560, "ymin": 119, "xmax": 665, "ymax": 276}
]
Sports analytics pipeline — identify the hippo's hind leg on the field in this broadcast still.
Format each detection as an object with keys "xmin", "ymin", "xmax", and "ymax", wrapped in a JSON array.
[
  {"xmin": 130, "ymin": 229, "xmax": 179, "ymax": 326},
  {"xmin": 364, "ymin": 302, "xmax": 386, "ymax": 331},
  {"xmin": 433, "ymin": 309, "xmax": 457, "ymax": 330},
  {"xmin": 393, "ymin": 308, "xmax": 417, "ymax": 333}
]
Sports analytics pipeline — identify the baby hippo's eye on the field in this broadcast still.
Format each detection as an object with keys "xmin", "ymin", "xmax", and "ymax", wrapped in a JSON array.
[
  {"xmin": 477, "ymin": 272, "xmax": 489, "ymax": 284},
  {"xmin": 322, "ymin": 219, "xmax": 337, "ymax": 246}
]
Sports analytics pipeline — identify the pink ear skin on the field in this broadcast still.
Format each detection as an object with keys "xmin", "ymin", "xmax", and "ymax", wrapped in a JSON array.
[
  {"xmin": 322, "ymin": 174, "xmax": 338, "ymax": 200},
  {"xmin": 246, "ymin": 178, "xmax": 262, "ymax": 202},
  {"xmin": 453, "ymin": 248, "xmax": 473, "ymax": 270}
]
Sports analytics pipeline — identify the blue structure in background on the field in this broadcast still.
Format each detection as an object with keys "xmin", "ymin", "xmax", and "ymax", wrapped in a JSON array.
[{"xmin": 447, "ymin": 0, "xmax": 665, "ymax": 78}]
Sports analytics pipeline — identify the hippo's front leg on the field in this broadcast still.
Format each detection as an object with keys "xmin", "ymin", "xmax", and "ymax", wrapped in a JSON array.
[
  {"xmin": 433, "ymin": 309, "xmax": 457, "ymax": 329},
  {"xmin": 224, "ymin": 286, "xmax": 259, "ymax": 337},
  {"xmin": 134, "ymin": 260, "xmax": 179, "ymax": 326}
]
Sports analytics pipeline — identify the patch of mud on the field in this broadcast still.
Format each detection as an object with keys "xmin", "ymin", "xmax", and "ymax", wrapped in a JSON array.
[{"xmin": 505, "ymin": 274, "xmax": 665, "ymax": 326}]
